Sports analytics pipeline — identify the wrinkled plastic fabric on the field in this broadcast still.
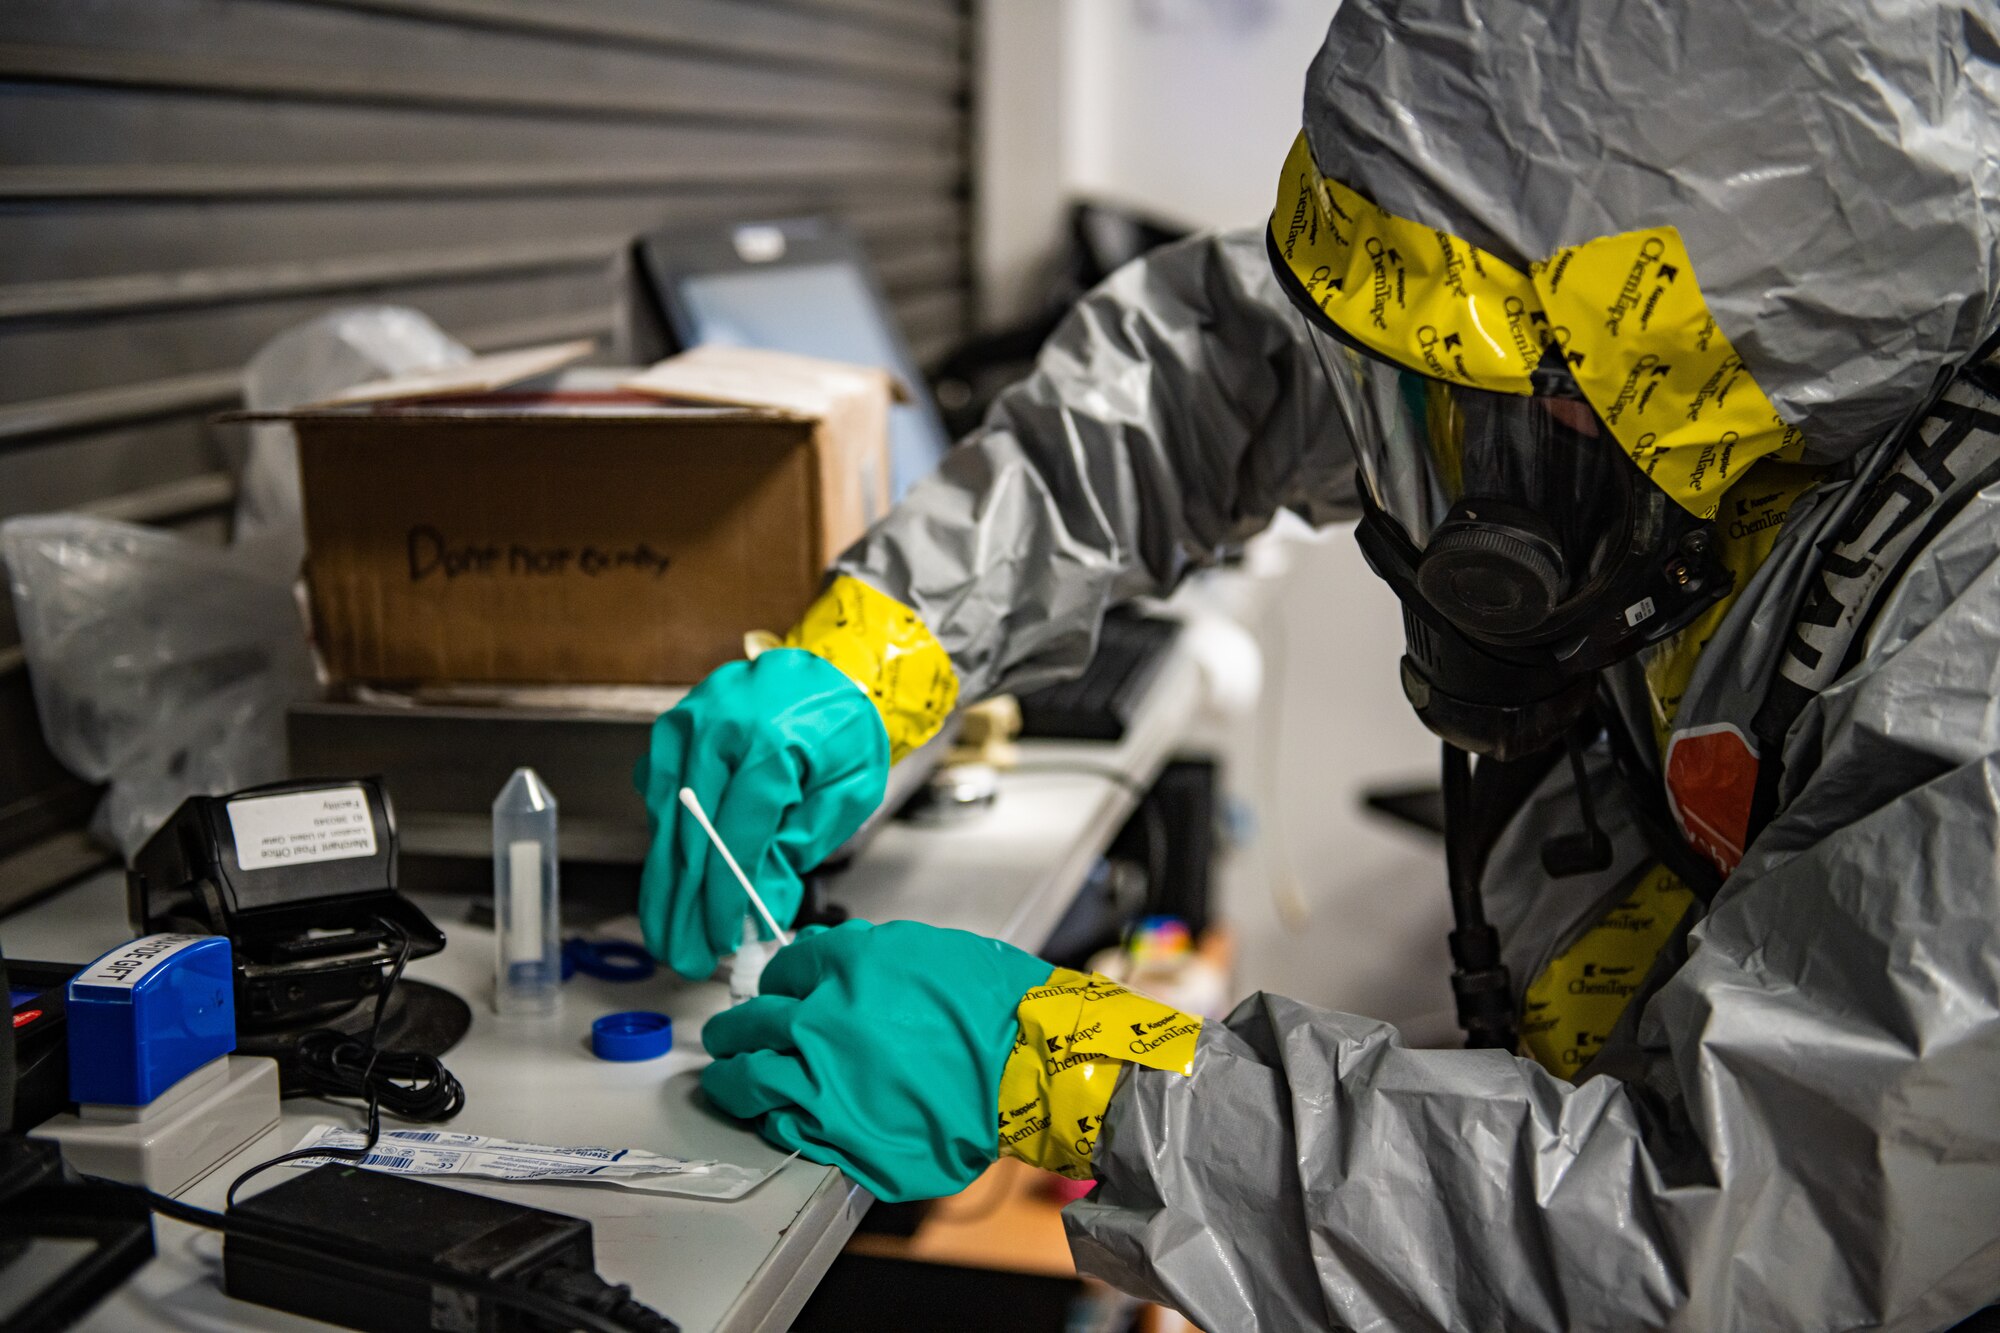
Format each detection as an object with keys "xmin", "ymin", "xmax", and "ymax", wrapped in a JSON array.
[
  {"xmin": 836, "ymin": 228, "xmax": 1352, "ymax": 701},
  {"xmin": 700, "ymin": 919, "xmax": 1053, "ymax": 1202},
  {"xmin": 1071, "ymin": 466, "xmax": 2000, "ymax": 1327},
  {"xmin": 0, "ymin": 516, "xmax": 313, "ymax": 857},
  {"xmin": 1, "ymin": 307, "xmax": 468, "ymax": 858},
  {"xmin": 1062, "ymin": 374, "xmax": 2000, "ymax": 1330},
  {"xmin": 634, "ymin": 649, "xmax": 889, "ymax": 980},
  {"xmin": 237, "ymin": 306, "xmax": 469, "ymax": 573},
  {"xmin": 1302, "ymin": 0, "xmax": 2000, "ymax": 465},
  {"xmin": 822, "ymin": 2, "xmax": 2000, "ymax": 1320}
]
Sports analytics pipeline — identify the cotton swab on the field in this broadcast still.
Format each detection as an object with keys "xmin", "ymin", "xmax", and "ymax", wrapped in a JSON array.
[{"xmin": 677, "ymin": 787, "xmax": 791, "ymax": 947}]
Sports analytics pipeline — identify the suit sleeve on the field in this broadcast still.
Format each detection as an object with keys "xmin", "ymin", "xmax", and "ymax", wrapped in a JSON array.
[
  {"xmin": 832, "ymin": 226, "xmax": 1355, "ymax": 700},
  {"xmin": 1066, "ymin": 485, "xmax": 2000, "ymax": 1331}
]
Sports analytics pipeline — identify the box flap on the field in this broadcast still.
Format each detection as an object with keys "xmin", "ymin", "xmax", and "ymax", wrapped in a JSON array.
[
  {"xmin": 621, "ymin": 345, "xmax": 910, "ymax": 420},
  {"xmin": 302, "ymin": 338, "xmax": 598, "ymax": 408}
]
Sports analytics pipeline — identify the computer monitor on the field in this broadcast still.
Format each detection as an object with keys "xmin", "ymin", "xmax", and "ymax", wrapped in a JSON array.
[{"xmin": 636, "ymin": 217, "xmax": 954, "ymax": 502}]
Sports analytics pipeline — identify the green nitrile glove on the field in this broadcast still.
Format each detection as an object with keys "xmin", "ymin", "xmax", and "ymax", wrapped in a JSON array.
[
  {"xmin": 634, "ymin": 649, "xmax": 889, "ymax": 980},
  {"xmin": 700, "ymin": 920, "xmax": 1055, "ymax": 1202}
]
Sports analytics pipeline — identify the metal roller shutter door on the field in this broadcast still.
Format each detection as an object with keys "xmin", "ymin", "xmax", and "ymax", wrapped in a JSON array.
[{"xmin": 0, "ymin": 0, "xmax": 972, "ymax": 899}]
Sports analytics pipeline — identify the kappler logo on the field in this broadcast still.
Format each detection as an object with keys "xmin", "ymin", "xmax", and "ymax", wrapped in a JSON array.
[
  {"xmin": 999, "ymin": 1111, "xmax": 1050, "ymax": 1149},
  {"xmin": 1502, "ymin": 295, "xmax": 1551, "ymax": 370},
  {"xmin": 1730, "ymin": 485, "xmax": 1787, "ymax": 540},
  {"xmin": 1559, "ymin": 1029, "xmax": 1605, "ymax": 1070},
  {"xmin": 1127, "ymin": 1018, "xmax": 1201, "ymax": 1057},
  {"xmin": 1436, "ymin": 230, "xmax": 1469, "ymax": 298},
  {"xmin": 1283, "ymin": 174, "xmax": 1316, "ymax": 258},
  {"xmin": 1605, "ymin": 235, "xmax": 1669, "ymax": 336},
  {"xmin": 1606, "ymin": 354, "xmax": 1673, "ymax": 424},
  {"xmin": 1415, "ymin": 324, "xmax": 1470, "ymax": 382},
  {"xmin": 1685, "ymin": 356, "xmax": 1747, "ymax": 423},
  {"xmin": 1537, "ymin": 248, "xmax": 1575, "ymax": 294},
  {"xmin": 1363, "ymin": 236, "xmax": 1403, "ymax": 329},
  {"xmin": 1043, "ymin": 1020, "xmax": 1105, "ymax": 1076},
  {"xmin": 1566, "ymin": 961, "xmax": 1639, "ymax": 997},
  {"xmin": 1321, "ymin": 179, "xmax": 1355, "ymax": 228}
]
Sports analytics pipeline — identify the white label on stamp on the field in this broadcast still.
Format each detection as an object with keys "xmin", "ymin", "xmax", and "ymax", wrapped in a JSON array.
[
  {"xmin": 227, "ymin": 787, "xmax": 377, "ymax": 870},
  {"xmin": 75, "ymin": 934, "xmax": 208, "ymax": 989}
]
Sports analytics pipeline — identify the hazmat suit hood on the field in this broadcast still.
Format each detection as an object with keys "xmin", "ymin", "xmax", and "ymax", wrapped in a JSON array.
[
  {"xmin": 821, "ymin": 7, "xmax": 2000, "ymax": 1323},
  {"xmin": 1301, "ymin": 0, "xmax": 2000, "ymax": 463}
]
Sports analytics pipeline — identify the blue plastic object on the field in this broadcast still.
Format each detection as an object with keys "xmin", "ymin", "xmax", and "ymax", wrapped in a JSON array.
[
  {"xmin": 562, "ymin": 938, "xmax": 656, "ymax": 983},
  {"xmin": 591, "ymin": 1010, "xmax": 674, "ymax": 1061},
  {"xmin": 67, "ymin": 934, "xmax": 235, "ymax": 1106}
]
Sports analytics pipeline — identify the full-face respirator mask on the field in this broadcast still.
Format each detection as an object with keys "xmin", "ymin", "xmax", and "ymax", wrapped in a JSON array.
[{"xmin": 1290, "ymin": 306, "xmax": 1731, "ymax": 762}]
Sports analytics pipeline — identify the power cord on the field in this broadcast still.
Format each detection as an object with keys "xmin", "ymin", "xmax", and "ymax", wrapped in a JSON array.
[
  {"xmin": 227, "ymin": 917, "xmax": 464, "ymax": 1207},
  {"xmin": 56, "ymin": 925, "xmax": 658, "ymax": 1330},
  {"xmin": 141, "ymin": 1188, "xmax": 665, "ymax": 1333}
]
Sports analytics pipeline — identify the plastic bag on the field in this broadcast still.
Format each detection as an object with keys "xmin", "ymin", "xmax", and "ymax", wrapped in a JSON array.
[
  {"xmin": 1, "ymin": 515, "xmax": 314, "ymax": 856},
  {"xmin": 1, "ymin": 307, "xmax": 470, "ymax": 856},
  {"xmin": 237, "ymin": 307, "xmax": 470, "ymax": 571},
  {"xmin": 283, "ymin": 1125, "xmax": 791, "ymax": 1201}
]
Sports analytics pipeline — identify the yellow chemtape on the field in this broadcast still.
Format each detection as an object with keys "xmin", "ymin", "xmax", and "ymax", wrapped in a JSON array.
[
  {"xmin": 1530, "ymin": 230, "xmax": 1807, "ymax": 518},
  {"xmin": 1640, "ymin": 459, "xmax": 1822, "ymax": 753},
  {"xmin": 1269, "ymin": 131, "xmax": 1807, "ymax": 517},
  {"xmin": 996, "ymin": 969, "xmax": 1203, "ymax": 1180},
  {"xmin": 1518, "ymin": 864, "xmax": 1696, "ymax": 1079},
  {"xmin": 1271, "ymin": 132, "xmax": 1544, "ymax": 393},
  {"xmin": 784, "ymin": 575, "xmax": 959, "ymax": 764}
]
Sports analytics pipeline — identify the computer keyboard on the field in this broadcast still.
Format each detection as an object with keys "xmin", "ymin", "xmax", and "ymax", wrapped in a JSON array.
[{"xmin": 1015, "ymin": 610, "xmax": 1181, "ymax": 742}]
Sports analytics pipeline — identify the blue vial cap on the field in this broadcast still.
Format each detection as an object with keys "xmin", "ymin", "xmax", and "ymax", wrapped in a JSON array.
[{"xmin": 591, "ymin": 1010, "xmax": 673, "ymax": 1061}]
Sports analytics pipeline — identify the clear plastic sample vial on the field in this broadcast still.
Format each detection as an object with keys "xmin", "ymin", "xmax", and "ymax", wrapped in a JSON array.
[
  {"xmin": 493, "ymin": 767, "xmax": 560, "ymax": 1016},
  {"xmin": 728, "ymin": 912, "xmax": 774, "ymax": 1005}
]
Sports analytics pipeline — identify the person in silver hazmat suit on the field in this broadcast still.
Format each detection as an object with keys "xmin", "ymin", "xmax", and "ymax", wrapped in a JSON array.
[{"xmin": 637, "ymin": 1, "xmax": 2000, "ymax": 1326}]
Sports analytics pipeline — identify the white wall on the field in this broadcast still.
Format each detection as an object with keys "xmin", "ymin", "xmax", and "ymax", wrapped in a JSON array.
[
  {"xmin": 971, "ymin": 0, "xmax": 1067, "ymax": 327},
  {"xmin": 973, "ymin": 0, "xmax": 1341, "ymax": 322},
  {"xmin": 974, "ymin": 0, "xmax": 1452, "ymax": 1037},
  {"xmin": 1062, "ymin": 0, "xmax": 1337, "ymax": 231}
]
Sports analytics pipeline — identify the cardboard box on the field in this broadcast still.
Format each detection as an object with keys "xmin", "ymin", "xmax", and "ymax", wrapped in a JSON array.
[{"xmin": 241, "ymin": 343, "xmax": 896, "ymax": 687}]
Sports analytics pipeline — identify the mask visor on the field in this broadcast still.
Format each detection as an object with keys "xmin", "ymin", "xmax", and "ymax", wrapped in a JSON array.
[{"xmin": 1304, "ymin": 321, "xmax": 1634, "ymax": 639}]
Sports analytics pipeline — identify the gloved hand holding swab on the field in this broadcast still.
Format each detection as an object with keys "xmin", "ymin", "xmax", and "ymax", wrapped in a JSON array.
[{"xmin": 678, "ymin": 787, "xmax": 790, "ymax": 1002}]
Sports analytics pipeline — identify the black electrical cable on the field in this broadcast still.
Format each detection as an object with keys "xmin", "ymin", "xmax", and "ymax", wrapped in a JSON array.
[
  {"xmin": 226, "ymin": 917, "xmax": 463, "ymax": 1208},
  {"xmin": 1441, "ymin": 743, "xmax": 1517, "ymax": 1050},
  {"xmin": 140, "ymin": 1189, "xmax": 641, "ymax": 1333},
  {"xmin": 1441, "ymin": 744, "xmax": 1483, "ymax": 931}
]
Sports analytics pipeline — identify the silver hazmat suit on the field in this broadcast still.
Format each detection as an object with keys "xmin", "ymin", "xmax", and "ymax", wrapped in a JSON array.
[{"xmin": 834, "ymin": 1, "xmax": 2000, "ymax": 1326}]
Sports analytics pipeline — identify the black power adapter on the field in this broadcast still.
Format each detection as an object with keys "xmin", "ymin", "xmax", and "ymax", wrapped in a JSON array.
[{"xmin": 222, "ymin": 1165, "xmax": 677, "ymax": 1333}]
